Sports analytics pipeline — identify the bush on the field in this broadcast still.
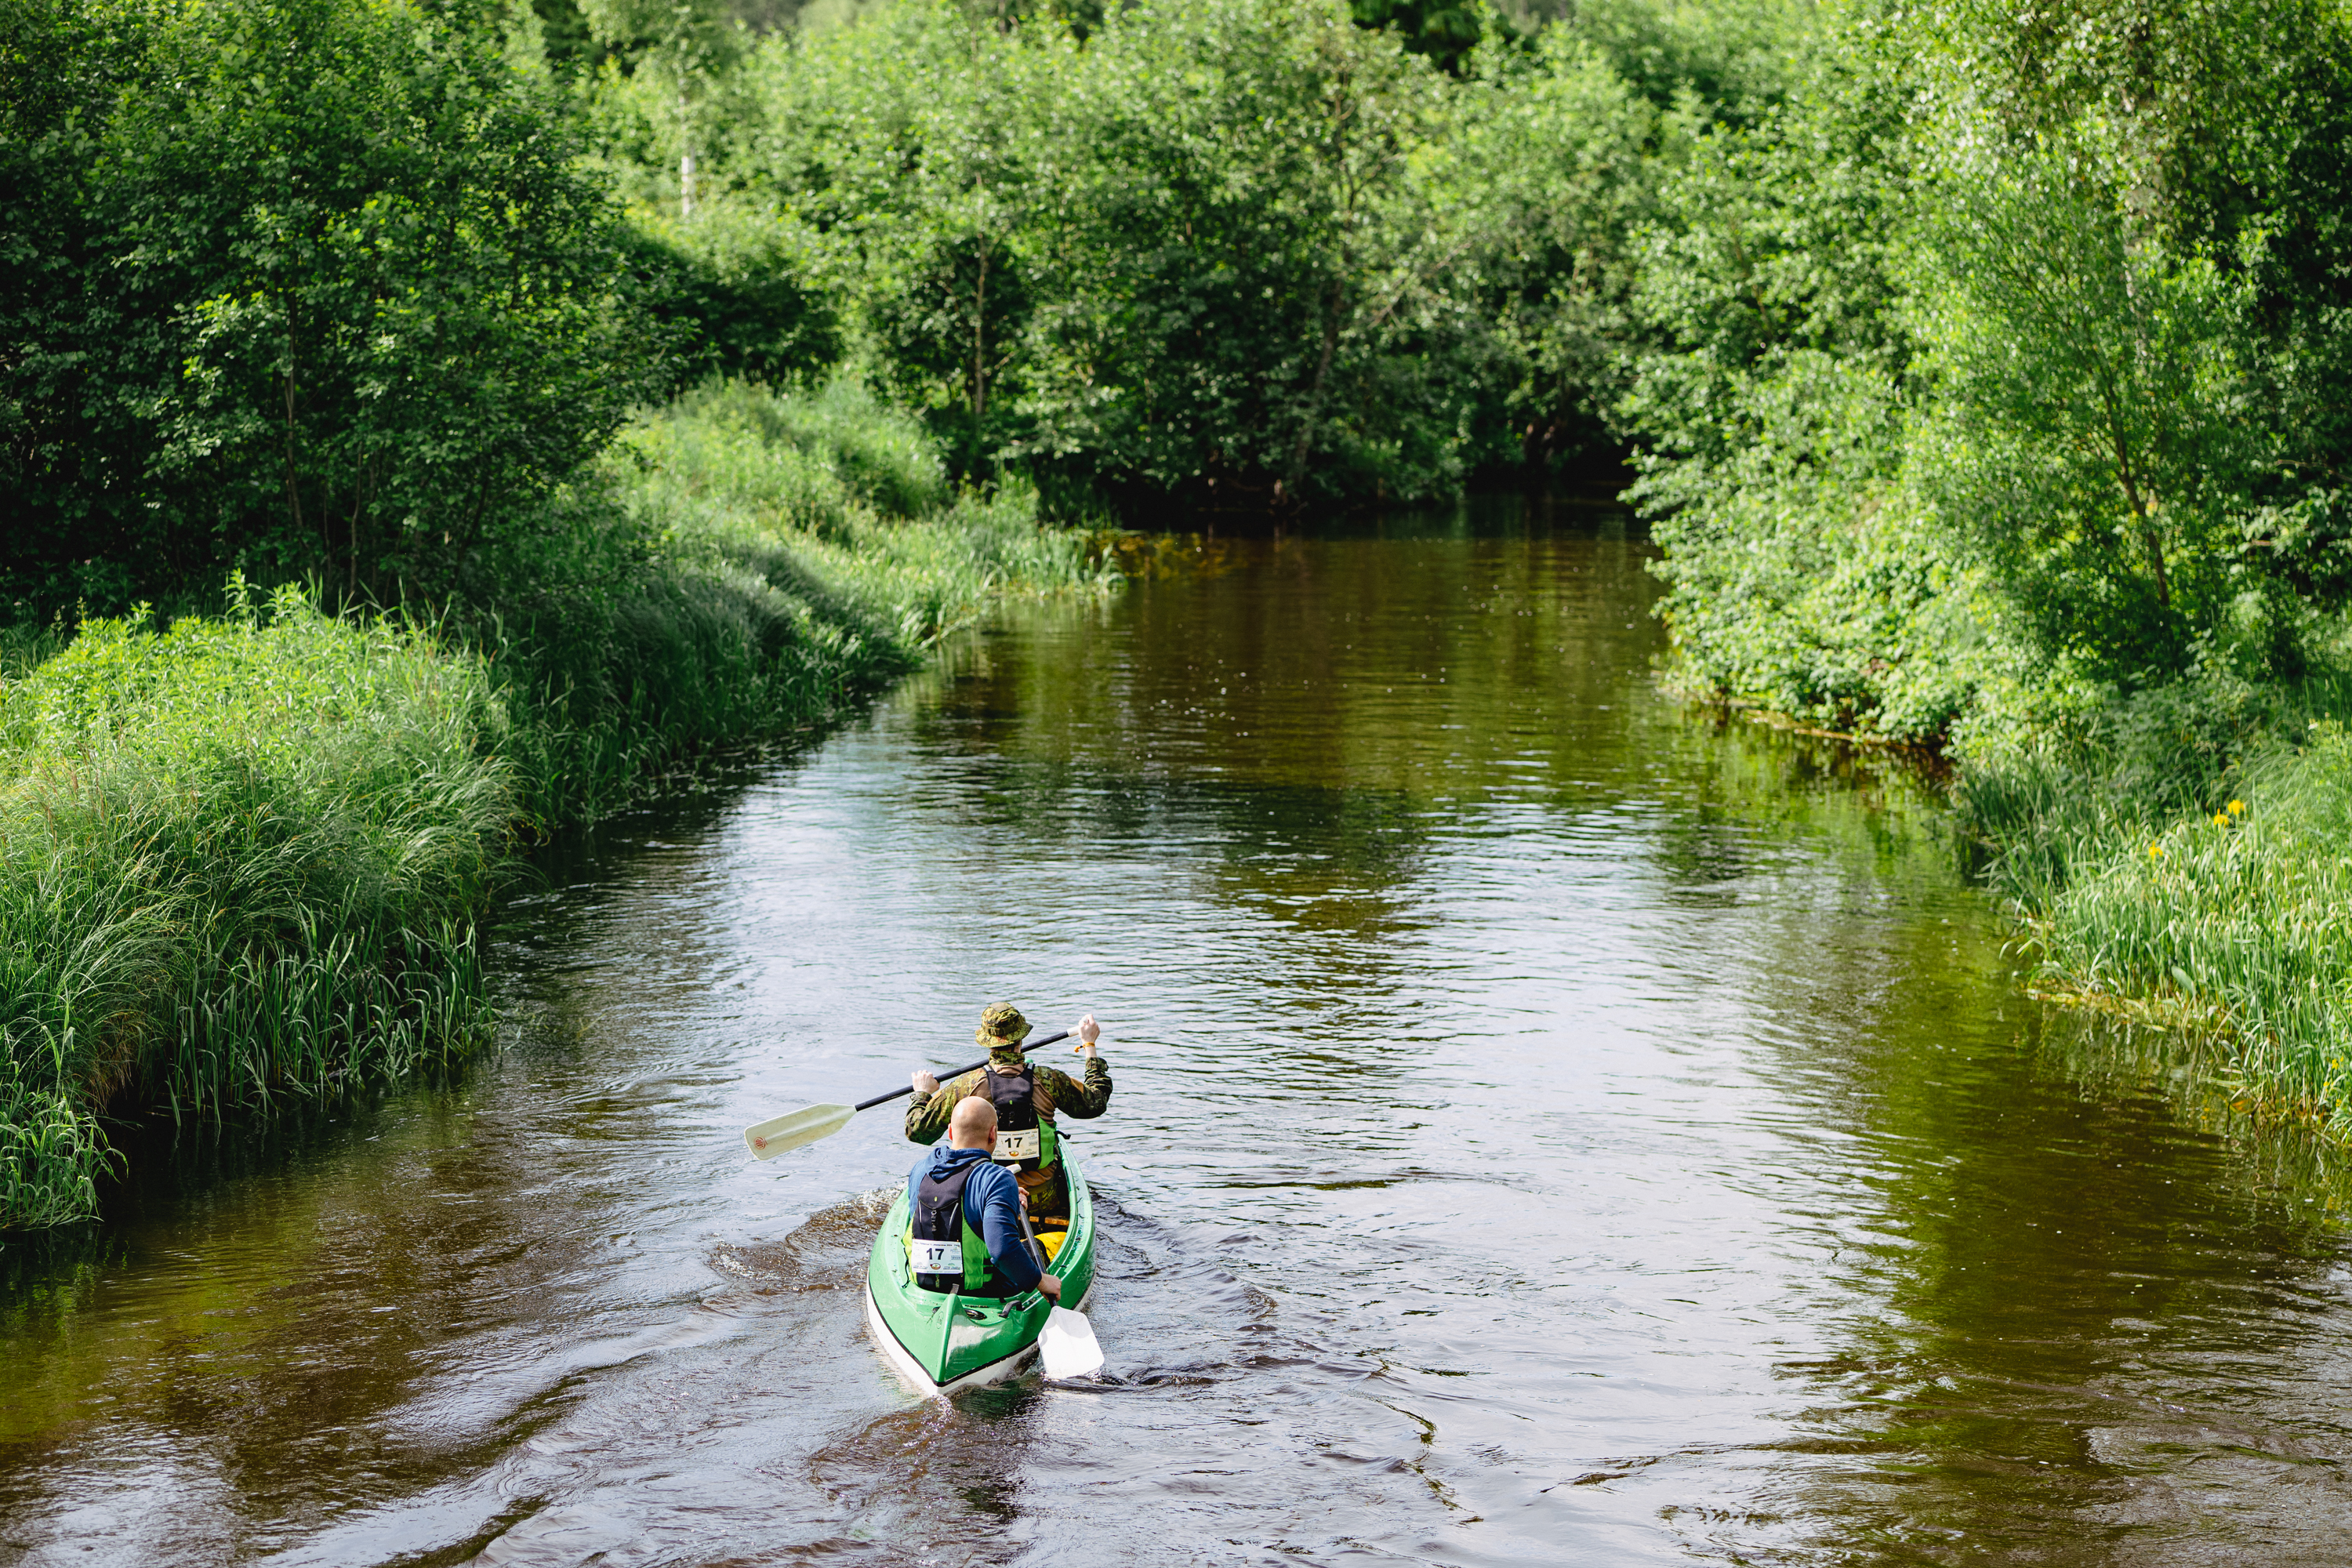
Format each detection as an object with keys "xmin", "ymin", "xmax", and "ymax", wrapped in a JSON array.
[{"xmin": 622, "ymin": 207, "xmax": 843, "ymax": 387}]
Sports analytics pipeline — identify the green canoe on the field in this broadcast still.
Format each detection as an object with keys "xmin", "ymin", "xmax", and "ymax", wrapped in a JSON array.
[{"xmin": 862, "ymin": 1149, "xmax": 1098, "ymax": 1396}]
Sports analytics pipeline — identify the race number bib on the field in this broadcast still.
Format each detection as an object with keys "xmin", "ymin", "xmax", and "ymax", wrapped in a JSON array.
[
  {"xmin": 993, "ymin": 1128, "xmax": 1042, "ymax": 1163},
  {"xmin": 909, "ymin": 1239, "xmax": 960, "ymax": 1275}
]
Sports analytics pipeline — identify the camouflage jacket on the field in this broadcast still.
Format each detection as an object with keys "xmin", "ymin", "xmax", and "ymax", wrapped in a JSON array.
[{"xmin": 904, "ymin": 1053, "xmax": 1113, "ymax": 1147}]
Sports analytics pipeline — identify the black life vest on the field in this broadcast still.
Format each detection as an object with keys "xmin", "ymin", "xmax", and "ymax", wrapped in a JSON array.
[
  {"xmin": 909, "ymin": 1159, "xmax": 996, "ymax": 1295},
  {"xmin": 986, "ymin": 1064, "xmax": 1058, "ymax": 1172}
]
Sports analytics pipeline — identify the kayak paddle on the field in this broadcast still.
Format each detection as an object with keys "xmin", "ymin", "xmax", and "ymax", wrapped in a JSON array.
[
  {"xmin": 1037, "ymin": 1305, "xmax": 1105, "ymax": 1380},
  {"xmin": 1021, "ymin": 1206, "xmax": 1105, "ymax": 1380},
  {"xmin": 740, "ymin": 1029, "xmax": 1072, "ymax": 1160}
]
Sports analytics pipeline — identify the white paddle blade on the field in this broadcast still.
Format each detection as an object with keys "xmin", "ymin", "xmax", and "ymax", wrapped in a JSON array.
[
  {"xmin": 742, "ymin": 1103, "xmax": 854, "ymax": 1160},
  {"xmin": 1039, "ymin": 1305, "xmax": 1103, "ymax": 1380}
]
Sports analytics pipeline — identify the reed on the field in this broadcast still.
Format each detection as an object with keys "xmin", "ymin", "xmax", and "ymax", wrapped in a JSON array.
[
  {"xmin": 1966, "ymin": 722, "xmax": 2352, "ymax": 1135},
  {"xmin": 0, "ymin": 583, "xmax": 507, "ymax": 1226},
  {"xmin": 0, "ymin": 379, "xmax": 1111, "ymax": 1228}
]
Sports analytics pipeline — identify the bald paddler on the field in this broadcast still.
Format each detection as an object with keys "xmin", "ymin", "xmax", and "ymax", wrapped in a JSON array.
[
  {"xmin": 906, "ymin": 1096, "xmax": 1060, "ymax": 1302},
  {"xmin": 907, "ymin": 1004, "xmax": 1111, "ymax": 1225}
]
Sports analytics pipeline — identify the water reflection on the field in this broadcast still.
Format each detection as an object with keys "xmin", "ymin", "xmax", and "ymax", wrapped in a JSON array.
[
  {"xmin": 1758, "ymin": 1004, "xmax": 2352, "ymax": 1564},
  {"xmin": 1, "ymin": 508, "xmax": 2348, "ymax": 1566}
]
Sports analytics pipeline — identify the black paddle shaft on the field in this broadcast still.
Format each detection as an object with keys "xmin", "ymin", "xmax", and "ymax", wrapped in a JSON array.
[{"xmin": 851, "ymin": 1030, "xmax": 1073, "ymax": 1112}]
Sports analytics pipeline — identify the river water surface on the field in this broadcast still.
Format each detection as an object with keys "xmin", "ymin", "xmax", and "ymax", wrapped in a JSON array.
[{"xmin": 5, "ymin": 513, "xmax": 2352, "ymax": 1566}]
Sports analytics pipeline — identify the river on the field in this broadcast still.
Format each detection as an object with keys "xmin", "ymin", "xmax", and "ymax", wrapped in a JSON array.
[{"xmin": 4, "ymin": 508, "xmax": 2351, "ymax": 1566}]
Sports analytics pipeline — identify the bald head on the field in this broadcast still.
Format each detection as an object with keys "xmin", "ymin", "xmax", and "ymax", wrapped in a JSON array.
[{"xmin": 947, "ymin": 1094, "xmax": 998, "ymax": 1150}]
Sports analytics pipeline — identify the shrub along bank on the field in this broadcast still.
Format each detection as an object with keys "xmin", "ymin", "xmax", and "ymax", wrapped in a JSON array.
[{"xmin": 0, "ymin": 383, "xmax": 1107, "ymax": 1229}]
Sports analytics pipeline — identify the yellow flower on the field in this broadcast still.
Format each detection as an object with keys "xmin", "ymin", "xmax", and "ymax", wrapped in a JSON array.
[
  {"xmin": 2149, "ymin": 842, "xmax": 2165, "ymax": 858},
  {"xmin": 2227, "ymin": 799, "xmax": 2245, "ymax": 815},
  {"xmin": 2213, "ymin": 811, "xmax": 2230, "ymax": 826}
]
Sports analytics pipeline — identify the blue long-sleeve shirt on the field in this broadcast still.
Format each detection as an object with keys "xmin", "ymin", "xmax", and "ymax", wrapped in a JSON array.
[{"xmin": 905, "ymin": 1145, "xmax": 1042, "ymax": 1293}]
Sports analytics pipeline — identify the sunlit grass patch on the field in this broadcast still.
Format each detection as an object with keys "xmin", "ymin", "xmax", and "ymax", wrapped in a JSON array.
[
  {"xmin": 0, "ymin": 584, "xmax": 509, "ymax": 1228},
  {"xmin": 1978, "ymin": 724, "xmax": 2352, "ymax": 1134},
  {"xmin": 494, "ymin": 378, "xmax": 1112, "ymax": 825}
]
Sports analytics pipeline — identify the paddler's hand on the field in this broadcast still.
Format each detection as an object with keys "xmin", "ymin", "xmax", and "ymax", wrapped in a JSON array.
[
  {"xmin": 911, "ymin": 1069, "xmax": 940, "ymax": 1095},
  {"xmin": 1038, "ymin": 1274, "xmax": 1062, "ymax": 1303},
  {"xmin": 1073, "ymin": 1014, "xmax": 1101, "ymax": 1057}
]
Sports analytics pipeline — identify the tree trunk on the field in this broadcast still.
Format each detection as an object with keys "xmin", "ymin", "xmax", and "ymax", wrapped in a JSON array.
[
  {"xmin": 972, "ymin": 240, "xmax": 989, "ymax": 452},
  {"xmin": 2111, "ymin": 437, "xmax": 2169, "ymax": 609},
  {"xmin": 1285, "ymin": 69, "xmax": 1357, "ymax": 502},
  {"xmin": 347, "ymin": 466, "xmax": 368, "ymax": 612},
  {"xmin": 679, "ymin": 86, "xmax": 695, "ymax": 219},
  {"xmin": 282, "ymin": 298, "xmax": 304, "ymax": 543},
  {"xmin": 1283, "ymin": 286, "xmax": 1340, "ymax": 499}
]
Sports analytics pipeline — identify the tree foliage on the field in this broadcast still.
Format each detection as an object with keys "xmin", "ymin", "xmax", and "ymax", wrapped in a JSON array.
[
  {"xmin": 684, "ymin": 0, "xmax": 1668, "ymax": 505},
  {"xmin": 0, "ymin": 0, "xmax": 670, "ymax": 619},
  {"xmin": 1624, "ymin": 0, "xmax": 2352, "ymax": 737},
  {"xmin": 1019, "ymin": 0, "xmax": 1470, "ymax": 503}
]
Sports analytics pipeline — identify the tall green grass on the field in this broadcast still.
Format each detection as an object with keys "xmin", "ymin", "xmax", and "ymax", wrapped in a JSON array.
[
  {"xmin": 1, "ymin": 378, "xmax": 1112, "ymax": 1229},
  {"xmin": 0, "ymin": 583, "xmax": 506, "ymax": 1227},
  {"xmin": 488, "ymin": 378, "xmax": 1112, "ymax": 825},
  {"xmin": 1960, "ymin": 660, "xmax": 2352, "ymax": 1136}
]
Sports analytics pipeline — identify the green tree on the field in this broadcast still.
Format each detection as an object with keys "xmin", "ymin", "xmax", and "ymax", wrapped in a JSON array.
[
  {"xmin": 1544, "ymin": 0, "xmax": 1806, "ymax": 124},
  {"xmin": 1617, "ymin": 0, "xmax": 2352, "ymax": 735},
  {"xmin": 1617, "ymin": 10, "xmax": 1959, "ymax": 736},
  {"xmin": 0, "ymin": 0, "xmax": 666, "ymax": 620},
  {"xmin": 729, "ymin": 2, "xmax": 1062, "ymax": 471},
  {"xmin": 1443, "ymin": 21, "xmax": 1654, "ymax": 473},
  {"xmin": 1905, "ymin": 0, "xmax": 2352, "ymax": 686},
  {"xmin": 579, "ymin": 0, "xmax": 746, "ymax": 216},
  {"xmin": 1909, "ymin": 141, "xmax": 2262, "ymax": 682},
  {"xmin": 1022, "ymin": 0, "xmax": 1470, "ymax": 505},
  {"xmin": 852, "ymin": 20, "xmax": 1050, "ymax": 472}
]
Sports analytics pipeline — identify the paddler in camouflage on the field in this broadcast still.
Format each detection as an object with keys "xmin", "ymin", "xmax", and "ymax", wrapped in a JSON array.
[{"xmin": 906, "ymin": 1004, "xmax": 1111, "ymax": 1223}]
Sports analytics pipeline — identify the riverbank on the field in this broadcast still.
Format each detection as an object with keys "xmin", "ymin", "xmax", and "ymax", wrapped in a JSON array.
[
  {"xmin": 1656, "ymin": 586, "xmax": 2352, "ymax": 1137},
  {"xmin": 1657, "ymin": 581, "xmax": 2352, "ymax": 1134},
  {"xmin": 1613, "ymin": 0, "xmax": 2352, "ymax": 1132},
  {"xmin": 0, "ymin": 379, "xmax": 1110, "ymax": 1229}
]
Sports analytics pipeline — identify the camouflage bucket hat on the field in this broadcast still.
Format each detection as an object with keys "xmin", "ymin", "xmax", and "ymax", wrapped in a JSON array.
[{"xmin": 976, "ymin": 1003, "xmax": 1031, "ymax": 1047}]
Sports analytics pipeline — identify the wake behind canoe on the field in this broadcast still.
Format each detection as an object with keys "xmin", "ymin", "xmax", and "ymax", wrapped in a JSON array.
[{"xmin": 863, "ymin": 1149, "xmax": 1098, "ymax": 1396}]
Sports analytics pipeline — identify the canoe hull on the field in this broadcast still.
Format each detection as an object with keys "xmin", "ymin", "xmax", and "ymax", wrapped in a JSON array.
[{"xmin": 862, "ymin": 1150, "xmax": 1098, "ymax": 1397}]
